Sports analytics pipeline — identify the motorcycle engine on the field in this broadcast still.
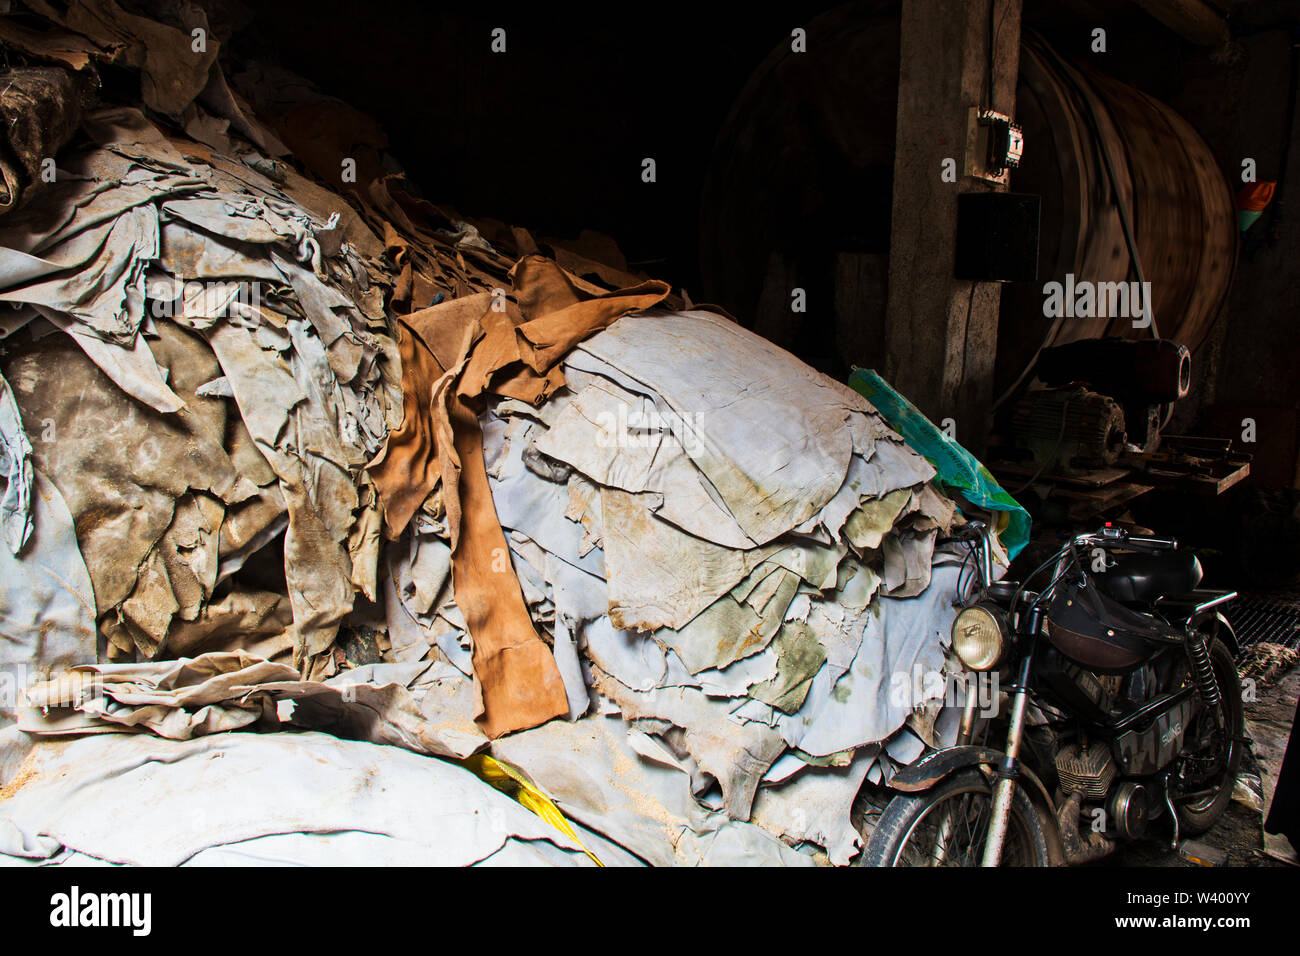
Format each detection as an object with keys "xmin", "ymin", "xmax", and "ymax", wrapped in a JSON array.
[
  {"xmin": 1055, "ymin": 742, "xmax": 1116, "ymax": 799},
  {"xmin": 1054, "ymin": 743, "xmax": 1155, "ymax": 840}
]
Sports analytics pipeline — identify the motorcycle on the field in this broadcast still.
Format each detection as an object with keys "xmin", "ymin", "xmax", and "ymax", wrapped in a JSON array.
[{"xmin": 863, "ymin": 521, "xmax": 1245, "ymax": 866}]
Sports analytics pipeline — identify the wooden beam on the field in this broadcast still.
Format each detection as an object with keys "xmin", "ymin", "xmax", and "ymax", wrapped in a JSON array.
[{"xmin": 1134, "ymin": 0, "xmax": 1230, "ymax": 47}]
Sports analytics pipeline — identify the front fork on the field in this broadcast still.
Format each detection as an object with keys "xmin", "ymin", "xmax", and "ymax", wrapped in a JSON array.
[{"xmin": 980, "ymin": 645, "xmax": 1035, "ymax": 866}]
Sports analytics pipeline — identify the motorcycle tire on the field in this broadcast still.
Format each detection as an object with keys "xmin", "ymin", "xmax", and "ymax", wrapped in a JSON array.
[
  {"xmin": 1177, "ymin": 637, "xmax": 1245, "ymax": 836},
  {"xmin": 862, "ymin": 768, "xmax": 1053, "ymax": 866}
]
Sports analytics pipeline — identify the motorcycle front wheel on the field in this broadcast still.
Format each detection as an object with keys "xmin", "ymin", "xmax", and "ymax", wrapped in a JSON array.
[{"xmin": 862, "ymin": 768, "xmax": 1053, "ymax": 866}]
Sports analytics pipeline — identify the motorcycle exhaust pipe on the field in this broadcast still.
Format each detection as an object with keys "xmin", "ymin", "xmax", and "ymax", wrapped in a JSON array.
[{"xmin": 1056, "ymin": 791, "xmax": 1115, "ymax": 864}]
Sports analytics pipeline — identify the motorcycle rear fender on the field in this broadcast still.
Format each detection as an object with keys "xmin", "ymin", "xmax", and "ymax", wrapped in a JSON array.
[{"xmin": 1191, "ymin": 611, "xmax": 1239, "ymax": 658}]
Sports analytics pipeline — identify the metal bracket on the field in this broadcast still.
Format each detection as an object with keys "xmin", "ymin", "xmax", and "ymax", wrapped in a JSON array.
[{"xmin": 963, "ymin": 107, "xmax": 1023, "ymax": 184}]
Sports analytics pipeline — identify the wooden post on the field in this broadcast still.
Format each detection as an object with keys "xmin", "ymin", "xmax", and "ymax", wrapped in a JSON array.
[{"xmin": 883, "ymin": 0, "xmax": 1022, "ymax": 455}]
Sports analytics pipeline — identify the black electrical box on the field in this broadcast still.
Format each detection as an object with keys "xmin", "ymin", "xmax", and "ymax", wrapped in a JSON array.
[{"xmin": 954, "ymin": 192, "xmax": 1041, "ymax": 283}]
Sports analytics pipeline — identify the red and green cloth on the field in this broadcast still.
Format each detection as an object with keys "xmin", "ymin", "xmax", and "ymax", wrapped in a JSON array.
[{"xmin": 1237, "ymin": 181, "xmax": 1276, "ymax": 232}]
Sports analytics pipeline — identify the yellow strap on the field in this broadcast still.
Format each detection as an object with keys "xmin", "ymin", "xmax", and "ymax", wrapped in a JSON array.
[{"xmin": 460, "ymin": 753, "xmax": 604, "ymax": 866}]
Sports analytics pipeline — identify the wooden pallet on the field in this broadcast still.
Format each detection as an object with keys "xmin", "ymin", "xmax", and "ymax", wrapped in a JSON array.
[
  {"xmin": 988, "ymin": 460, "xmax": 1131, "ymax": 489},
  {"xmin": 1120, "ymin": 440, "xmax": 1252, "ymax": 496},
  {"xmin": 1053, "ymin": 481, "xmax": 1155, "ymax": 523}
]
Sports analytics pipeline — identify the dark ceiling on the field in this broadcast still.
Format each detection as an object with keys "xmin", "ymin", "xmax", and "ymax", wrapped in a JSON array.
[{"xmin": 235, "ymin": 0, "xmax": 850, "ymax": 292}]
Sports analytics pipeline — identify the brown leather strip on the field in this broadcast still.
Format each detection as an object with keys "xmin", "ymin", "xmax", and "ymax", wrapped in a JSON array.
[
  {"xmin": 449, "ymin": 391, "xmax": 569, "ymax": 738},
  {"xmin": 371, "ymin": 254, "xmax": 671, "ymax": 737}
]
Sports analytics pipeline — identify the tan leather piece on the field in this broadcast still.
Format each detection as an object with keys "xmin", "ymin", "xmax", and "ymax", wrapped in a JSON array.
[
  {"xmin": 448, "ymin": 391, "xmax": 569, "ymax": 738},
  {"xmin": 373, "ymin": 255, "xmax": 670, "ymax": 737},
  {"xmin": 511, "ymin": 253, "xmax": 586, "ymax": 320},
  {"xmin": 460, "ymin": 310, "xmax": 526, "ymax": 399},
  {"xmin": 517, "ymin": 280, "xmax": 670, "ymax": 371},
  {"xmin": 368, "ymin": 324, "xmax": 445, "ymax": 541},
  {"xmin": 493, "ymin": 363, "xmax": 566, "ymax": 406},
  {"xmin": 409, "ymin": 292, "xmax": 495, "ymax": 371},
  {"xmin": 368, "ymin": 293, "xmax": 489, "ymax": 540}
]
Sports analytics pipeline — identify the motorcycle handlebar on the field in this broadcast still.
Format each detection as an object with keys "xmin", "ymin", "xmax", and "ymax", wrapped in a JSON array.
[
  {"xmin": 1072, "ymin": 529, "xmax": 1177, "ymax": 551},
  {"xmin": 1127, "ymin": 534, "xmax": 1178, "ymax": 550}
]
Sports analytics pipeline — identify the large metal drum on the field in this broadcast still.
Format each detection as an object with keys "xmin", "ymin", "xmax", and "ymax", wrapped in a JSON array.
[
  {"xmin": 699, "ymin": 3, "xmax": 1236, "ymax": 398},
  {"xmin": 998, "ymin": 36, "xmax": 1236, "ymax": 396}
]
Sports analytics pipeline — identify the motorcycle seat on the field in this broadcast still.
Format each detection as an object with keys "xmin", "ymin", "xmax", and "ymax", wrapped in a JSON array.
[{"xmin": 1097, "ymin": 549, "xmax": 1203, "ymax": 605}]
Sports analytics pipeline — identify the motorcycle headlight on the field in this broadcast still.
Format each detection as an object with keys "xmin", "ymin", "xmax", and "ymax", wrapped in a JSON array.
[{"xmin": 952, "ymin": 604, "xmax": 1007, "ymax": 671}]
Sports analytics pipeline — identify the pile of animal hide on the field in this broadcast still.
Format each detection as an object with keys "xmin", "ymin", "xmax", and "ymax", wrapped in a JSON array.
[{"xmin": 0, "ymin": 0, "xmax": 995, "ymax": 866}]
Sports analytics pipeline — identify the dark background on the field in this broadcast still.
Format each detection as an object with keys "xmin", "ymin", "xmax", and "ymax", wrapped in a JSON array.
[
  {"xmin": 233, "ymin": 0, "xmax": 1262, "ymax": 296},
  {"xmin": 236, "ymin": 0, "xmax": 850, "ymax": 293}
]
